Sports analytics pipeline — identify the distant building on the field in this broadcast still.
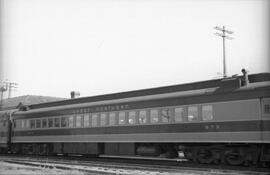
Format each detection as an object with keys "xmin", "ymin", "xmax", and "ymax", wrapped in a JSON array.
[{"xmin": 0, "ymin": 95, "xmax": 65, "ymax": 111}]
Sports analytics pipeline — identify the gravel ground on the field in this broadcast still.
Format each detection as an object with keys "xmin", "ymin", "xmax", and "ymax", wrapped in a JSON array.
[
  {"xmin": 0, "ymin": 160, "xmax": 183, "ymax": 175},
  {"xmin": 0, "ymin": 161, "xmax": 84, "ymax": 175},
  {"xmin": 0, "ymin": 160, "xmax": 264, "ymax": 175}
]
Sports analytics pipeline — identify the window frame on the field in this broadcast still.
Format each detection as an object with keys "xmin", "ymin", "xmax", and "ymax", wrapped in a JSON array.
[
  {"xmin": 61, "ymin": 116, "xmax": 69, "ymax": 128},
  {"xmin": 128, "ymin": 111, "xmax": 136, "ymax": 125},
  {"xmin": 202, "ymin": 104, "xmax": 213, "ymax": 121},
  {"xmin": 54, "ymin": 117, "xmax": 60, "ymax": 128},
  {"xmin": 91, "ymin": 113, "xmax": 99, "ymax": 127},
  {"xmin": 161, "ymin": 108, "xmax": 172, "ymax": 123},
  {"xmin": 42, "ymin": 118, "xmax": 48, "ymax": 128},
  {"xmin": 100, "ymin": 113, "xmax": 107, "ymax": 126},
  {"xmin": 48, "ymin": 117, "xmax": 54, "ymax": 128},
  {"xmin": 30, "ymin": 119, "xmax": 35, "ymax": 129},
  {"xmin": 188, "ymin": 106, "xmax": 199, "ymax": 122},
  {"xmin": 109, "ymin": 112, "xmax": 116, "ymax": 126},
  {"xmin": 138, "ymin": 110, "xmax": 147, "ymax": 124},
  {"xmin": 118, "ymin": 111, "xmax": 126, "ymax": 125},
  {"xmin": 84, "ymin": 114, "xmax": 90, "ymax": 127},
  {"xmin": 174, "ymin": 107, "xmax": 185, "ymax": 122},
  {"xmin": 21, "ymin": 120, "xmax": 25, "ymax": 129},
  {"xmin": 68, "ymin": 116, "xmax": 74, "ymax": 128},
  {"xmin": 75, "ymin": 115, "xmax": 83, "ymax": 128},
  {"xmin": 150, "ymin": 109, "xmax": 159, "ymax": 123},
  {"xmin": 36, "ymin": 119, "xmax": 41, "ymax": 128}
]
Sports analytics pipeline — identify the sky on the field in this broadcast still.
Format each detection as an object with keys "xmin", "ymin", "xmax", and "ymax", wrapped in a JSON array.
[{"xmin": 0, "ymin": 0, "xmax": 269, "ymax": 98}]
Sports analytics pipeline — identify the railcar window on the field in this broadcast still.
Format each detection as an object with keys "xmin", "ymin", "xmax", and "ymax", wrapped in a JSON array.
[
  {"xmin": 21, "ymin": 120, "xmax": 25, "ymax": 129},
  {"xmin": 139, "ymin": 110, "xmax": 147, "ymax": 124},
  {"xmin": 175, "ymin": 108, "xmax": 184, "ymax": 122},
  {"xmin": 202, "ymin": 105, "xmax": 213, "ymax": 121},
  {"xmin": 92, "ymin": 114, "xmax": 98, "ymax": 127},
  {"xmin": 61, "ymin": 117, "xmax": 68, "ymax": 127},
  {"xmin": 36, "ymin": 120, "xmax": 41, "ymax": 128},
  {"xmin": 84, "ymin": 114, "xmax": 90, "ymax": 127},
  {"xmin": 188, "ymin": 106, "xmax": 198, "ymax": 121},
  {"xmin": 48, "ymin": 118, "xmax": 53, "ymax": 128},
  {"xmin": 109, "ymin": 113, "xmax": 116, "ymax": 125},
  {"xmin": 30, "ymin": 120, "xmax": 35, "ymax": 128},
  {"xmin": 76, "ymin": 115, "xmax": 82, "ymax": 127},
  {"xmin": 68, "ymin": 116, "xmax": 74, "ymax": 127},
  {"xmin": 150, "ymin": 109, "xmax": 159, "ymax": 123},
  {"xmin": 118, "ymin": 112, "xmax": 125, "ymax": 125},
  {"xmin": 54, "ymin": 118, "xmax": 60, "ymax": 127},
  {"xmin": 161, "ymin": 109, "xmax": 171, "ymax": 123},
  {"xmin": 26, "ymin": 120, "xmax": 30, "ymax": 129},
  {"xmin": 42, "ymin": 119, "xmax": 47, "ymax": 128},
  {"xmin": 100, "ymin": 113, "xmax": 107, "ymax": 126},
  {"xmin": 128, "ymin": 111, "xmax": 136, "ymax": 124}
]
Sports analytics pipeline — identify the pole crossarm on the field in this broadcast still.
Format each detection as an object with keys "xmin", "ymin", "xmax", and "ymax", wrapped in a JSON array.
[{"xmin": 214, "ymin": 26, "xmax": 233, "ymax": 34}]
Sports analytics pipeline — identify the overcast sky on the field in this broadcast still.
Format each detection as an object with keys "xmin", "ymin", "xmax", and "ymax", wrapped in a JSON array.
[{"xmin": 1, "ymin": 0, "xmax": 269, "ymax": 98}]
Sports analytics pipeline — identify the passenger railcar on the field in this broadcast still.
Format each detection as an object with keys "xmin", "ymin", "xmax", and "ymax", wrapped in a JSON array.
[
  {"xmin": 2, "ymin": 71, "xmax": 270, "ymax": 166},
  {"xmin": 0, "ymin": 111, "xmax": 9, "ymax": 152},
  {"xmin": 0, "ymin": 110, "xmax": 15, "ymax": 153}
]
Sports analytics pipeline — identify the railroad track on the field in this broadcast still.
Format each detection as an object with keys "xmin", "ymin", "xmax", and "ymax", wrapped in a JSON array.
[{"xmin": 0, "ymin": 155, "xmax": 269, "ymax": 175}]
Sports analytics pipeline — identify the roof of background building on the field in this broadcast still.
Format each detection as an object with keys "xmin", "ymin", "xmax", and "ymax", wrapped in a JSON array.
[{"xmin": 0, "ymin": 95, "xmax": 65, "ymax": 110}]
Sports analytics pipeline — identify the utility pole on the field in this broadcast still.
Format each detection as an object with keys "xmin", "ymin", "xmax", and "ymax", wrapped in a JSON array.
[
  {"xmin": 0, "ymin": 85, "xmax": 7, "ymax": 110},
  {"xmin": 214, "ymin": 26, "xmax": 234, "ymax": 78},
  {"xmin": 3, "ymin": 80, "xmax": 18, "ymax": 99}
]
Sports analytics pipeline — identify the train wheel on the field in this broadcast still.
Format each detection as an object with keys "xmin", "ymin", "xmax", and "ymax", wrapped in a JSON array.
[
  {"xmin": 25, "ymin": 145, "xmax": 34, "ymax": 155},
  {"xmin": 183, "ymin": 149, "xmax": 193, "ymax": 161},
  {"xmin": 224, "ymin": 148, "xmax": 244, "ymax": 166},
  {"xmin": 196, "ymin": 148, "xmax": 214, "ymax": 164}
]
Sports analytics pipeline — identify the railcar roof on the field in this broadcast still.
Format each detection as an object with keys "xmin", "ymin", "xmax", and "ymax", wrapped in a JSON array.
[{"xmin": 28, "ymin": 73, "xmax": 270, "ymax": 110}]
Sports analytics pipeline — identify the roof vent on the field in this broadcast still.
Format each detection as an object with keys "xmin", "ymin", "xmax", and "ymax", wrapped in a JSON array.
[
  {"xmin": 70, "ymin": 91, "xmax": 80, "ymax": 99},
  {"xmin": 220, "ymin": 77, "xmax": 241, "ymax": 90}
]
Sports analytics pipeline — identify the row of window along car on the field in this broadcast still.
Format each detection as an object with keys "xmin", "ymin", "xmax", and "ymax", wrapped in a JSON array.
[{"xmin": 14, "ymin": 105, "xmax": 213, "ymax": 130}]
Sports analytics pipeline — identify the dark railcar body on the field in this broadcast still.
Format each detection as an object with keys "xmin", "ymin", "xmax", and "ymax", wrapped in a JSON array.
[{"xmin": 4, "ymin": 72, "xmax": 270, "ymax": 165}]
